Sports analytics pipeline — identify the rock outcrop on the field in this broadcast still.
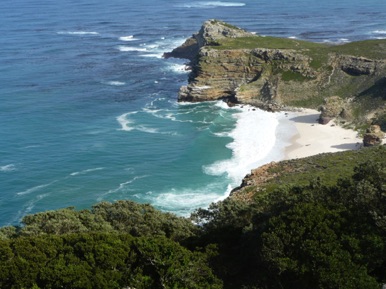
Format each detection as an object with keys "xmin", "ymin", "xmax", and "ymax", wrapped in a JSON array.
[
  {"xmin": 318, "ymin": 96, "xmax": 351, "ymax": 124},
  {"xmin": 363, "ymin": 125, "xmax": 385, "ymax": 147},
  {"xmin": 163, "ymin": 19, "xmax": 252, "ymax": 61},
  {"xmin": 164, "ymin": 20, "xmax": 386, "ymax": 126}
]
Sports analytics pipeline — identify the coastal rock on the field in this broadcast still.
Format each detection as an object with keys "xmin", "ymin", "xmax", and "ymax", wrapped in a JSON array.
[
  {"xmin": 163, "ymin": 19, "xmax": 252, "ymax": 61},
  {"xmin": 363, "ymin": 125, "xmax": 385, "ymax": 147},
  {"xmin": 165, "ymin": 20, "xmax": 386, "ymax": 127},
  {"xmin": 340, "ymin": 55, "xmax": 377, "ymax": 76},
  {"xmin": 318, "ymin": 96, "xmax": 347, "ymax": 124}
]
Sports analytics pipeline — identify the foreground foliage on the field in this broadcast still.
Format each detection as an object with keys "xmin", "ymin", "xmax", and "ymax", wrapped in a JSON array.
[
  {"xmin": 0, "ymin": 148, "xmax": 385, "ymax": 288},
  {"xmin": 192, "ymin": 159, "xmax": 386, "ymax": 289}
]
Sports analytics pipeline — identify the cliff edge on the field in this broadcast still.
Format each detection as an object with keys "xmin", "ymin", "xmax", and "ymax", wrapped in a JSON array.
[{"xmin": 165, "ymin": 20, "xmax": 386, "ymax": 128}]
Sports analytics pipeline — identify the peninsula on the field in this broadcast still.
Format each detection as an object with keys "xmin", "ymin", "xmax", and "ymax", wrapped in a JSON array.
[{"xmin": 165, "ymin": 19, "xmax": 386, "ymax": 131}]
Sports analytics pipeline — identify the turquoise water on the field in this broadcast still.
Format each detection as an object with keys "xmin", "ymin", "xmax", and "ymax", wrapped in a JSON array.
[{"xmin": 1, "ymin": 0, "xmax": 386, "ymax": 226}]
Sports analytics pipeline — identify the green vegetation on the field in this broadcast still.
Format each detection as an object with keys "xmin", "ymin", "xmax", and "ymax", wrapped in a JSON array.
[
  {"xmin": 0, "ymin": 147, "xmax": 385, "ymax": 288},
  {"xmin": 215, "ymin": 35, "xmax": 386, "ymax": 60},
  {"xmin": 281, "ymin": 70, "xmax": 311, "ymax": 82}
]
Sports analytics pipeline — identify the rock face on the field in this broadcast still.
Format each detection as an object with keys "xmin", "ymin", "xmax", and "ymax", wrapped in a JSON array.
[
  {"xmin": 164, "ymin": 20, "xmax": 386, "ymax": 125},
  {"xmin": 318, "ymin": 96, "xmax": 349, "ymax": 124},
  {"xmin": 163, "ymin": 19, "xmax": 251, "ymax": 61},
  {"xmin": 363, "ymin": 125, "xmax": 385, "ymax": 147}
]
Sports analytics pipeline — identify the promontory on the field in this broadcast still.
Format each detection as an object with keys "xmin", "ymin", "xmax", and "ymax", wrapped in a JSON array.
[{"xmin": 164, "ymin": 19, "xmax": 386, "ymax": 129}]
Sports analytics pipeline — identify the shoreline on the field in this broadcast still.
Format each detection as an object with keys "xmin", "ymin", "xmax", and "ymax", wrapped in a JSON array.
[{"xmin": 283, "ymin": 108, "xmax": 362, "ymax": 160}]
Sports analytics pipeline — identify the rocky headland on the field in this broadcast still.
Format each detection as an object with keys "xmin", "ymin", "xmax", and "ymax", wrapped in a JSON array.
[{"xmin": 164, "ymin": 19, "xmax": 386, "ymax": 129}]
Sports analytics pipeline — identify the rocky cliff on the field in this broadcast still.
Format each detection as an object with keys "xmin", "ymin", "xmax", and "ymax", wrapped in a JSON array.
[{"xmin": 165, "ymin": 20, "xmax": 386, "ymax": 127}]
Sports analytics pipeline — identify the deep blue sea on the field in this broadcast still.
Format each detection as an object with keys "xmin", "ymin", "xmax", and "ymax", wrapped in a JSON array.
[{"xmin": 1, "ymin": 0, "xmax": 386, "ymax": 226}]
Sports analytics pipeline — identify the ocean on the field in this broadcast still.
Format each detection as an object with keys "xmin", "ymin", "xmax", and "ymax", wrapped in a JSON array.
[{"xmin": 1, "ymin": 0, "xmax": 386, "ymax": 226}]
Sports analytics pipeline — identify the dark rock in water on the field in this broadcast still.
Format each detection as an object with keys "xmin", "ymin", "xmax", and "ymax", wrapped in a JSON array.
[{"xmin": 363, "ymin": 125, "xmax": 385, "ymax": 147}]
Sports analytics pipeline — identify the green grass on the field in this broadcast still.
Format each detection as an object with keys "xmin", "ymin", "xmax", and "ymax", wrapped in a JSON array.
[
  {"xmin": 257, "ymin": 146, "xmax": 386, "ymax": 196},
  {"xmin": 214, "ymin": 35, "xmax": 386, "ymax": 69},
  {"xmin": 281, "ymin": 70, "xmax": 310, "ymax": 82}
]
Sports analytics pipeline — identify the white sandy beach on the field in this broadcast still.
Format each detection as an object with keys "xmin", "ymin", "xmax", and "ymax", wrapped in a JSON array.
[{"xmin": 285, "ymin": 109, "xmax": 363, "ymax": 160}]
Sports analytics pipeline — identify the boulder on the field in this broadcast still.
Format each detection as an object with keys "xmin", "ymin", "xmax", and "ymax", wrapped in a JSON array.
[
  {"xmin": 363, "ymin": 125, "xmax": 385, "ymax": 147},
  {"xmin": 318, "ymin": 96, "xmax": 346, "ymax": 124}
]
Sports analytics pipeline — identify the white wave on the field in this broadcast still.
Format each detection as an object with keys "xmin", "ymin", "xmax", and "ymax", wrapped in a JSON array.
[
  {"xmin": 140, "ymin": 37, "xmax": 187, "ymax": 59},
  {"xmin": 119, "ymin": 35, "xmax": 138, "ymax": 41},
  {"xmin": 16, "ymin": 181, "xmax": 56, "ymax": 196},
  {"xmin": 164, "ymin": 63, "xmax": 190, "ymax": 74},
  {"xmin": 140, "ymin": 53, "xmax": 163, "ymax": 58},
  {"xmin": 117, "ymin": 45, "xmax": 147, "ymax": 52},
  {"xmin": 180, "ymin": 1, "xmax": 246, "ymax": 8},
  {"xmin": 105, "ymin": 81, "xmax": 126, "ymax": 86},
  {"xmin": 288, "ymin": 36, "xmax": 298, "ymax": 39},
  {"xmin": 142, "ymin": 183, "xmax": 231, "ymax": 216},
  {"xmin": 321, "ymin": 38, "xmax": 350, "ymax": 44},
  {"xmin": 372, "ymin": 30, "xmax": 386, "ymax": 34},
  {"xmin": 70, "ymin": 167, "xmax": 104, "ymax": 176},
  {"xmin": 203, "ymin": 106, "xmax": 281, "ymax": 184},
  {"xmin": 0, "ymin": 164, "xmax": 16, "ymax": 172},
  {"xmin": 57, "ymin": 31, "xmax": 99, "ymax": 36}
]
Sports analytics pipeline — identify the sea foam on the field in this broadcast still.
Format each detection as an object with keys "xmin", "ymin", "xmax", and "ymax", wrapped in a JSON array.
[
  {"xmin": 203, "ymin": 105, "xmax": 280, "ymax": 184},
  {"xmin": 119, "ymin": 35, "xmax": 138, "ymax": 41},
  {"xmin": 70, "ymin": 167, "xmax": 104, "ymax": 176},
  {"xmin": 57, "ymin": 31, "xmax": 99, "ymax": 36},
  {"xmin": 141, "ymin": 182, "xmax": 231, "ymax": 216},
  {"xmin": 117, "ymin": 46, "xmax": 147, "ymax": 52},
  {"xmin": 0, "ymin": 164, "xmax": 17, "ymax": 172},
  {"xmin": 105, "ymin": 81, "xmax": 126, "ymax": 86},
  {"xmin": 179, "ymin": 1, "xmax": 246, "ymax": 8},
  {"xmin": 16, "ymin": 181, "xmax": 56, "ymax": 196}
]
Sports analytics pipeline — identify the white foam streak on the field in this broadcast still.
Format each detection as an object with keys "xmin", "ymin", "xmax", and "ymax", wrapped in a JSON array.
[
  {"xmin": 16, "ymin": 181, "xmax": 56, "ymax": 196},
  {"xmin": 372, "ymin": 30, "xmax": 386, "ymax": 34},
  {"xmin": 97, "ymin": 176, "xmax": 147, "ymax": 201},
  {"xmin": 117, "ymin": 46, "xmax": 147, "ymax": 52},
  {"xmin": 0, "ymin": 164, "xmax": 16, "ymax": 172},
  {"xmin": 105, "ymin": 81, "xmax": 126, "ymax": 86},
  {"xmin": 12, "ymin": 193, "xmax": 49, "ymax": 224},
  {"xmin": 57, "ymin": 31, "xmax": 99, "ymax": 35},
  {"xmin": 117, "ymin": 112, "xmax": 137, "ymax": 131},
  {"xmin": 180, "ymin": 1, "xmax": 245, "ymax": 8},
  {"xmin": 70, "ymin": 167, "xmax": 104, "ymax": 176},
  {"xmin": 116, "ymin": 111, "xmax": 164, "ymax": 134}
]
